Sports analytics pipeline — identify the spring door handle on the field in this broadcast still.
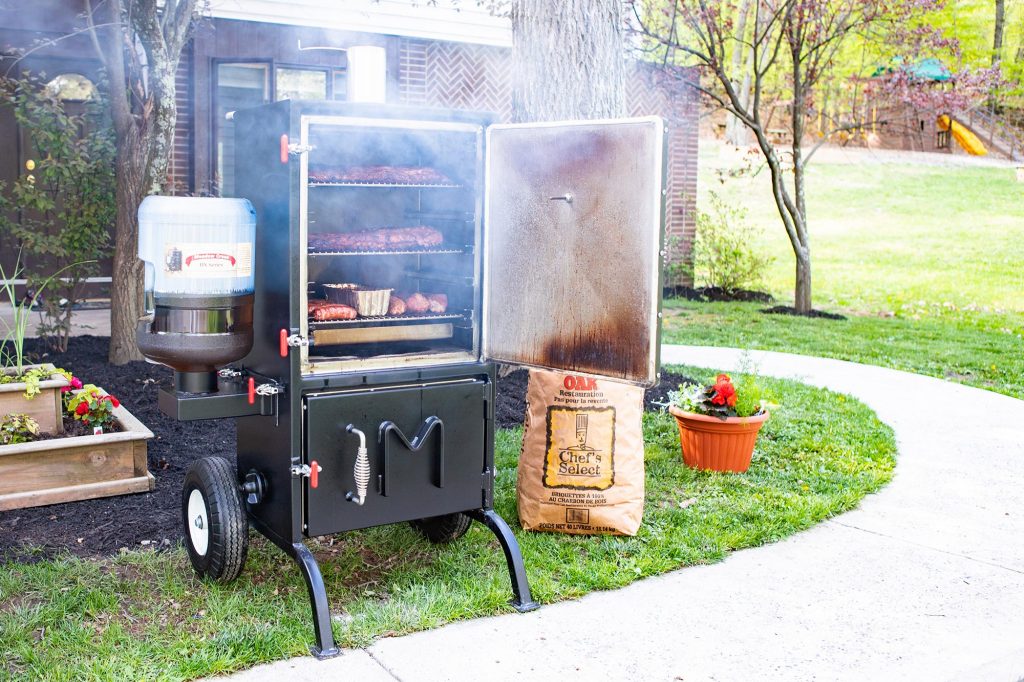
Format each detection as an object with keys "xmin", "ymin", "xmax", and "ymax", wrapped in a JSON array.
[{"xmin": 346, "ymin": 425, "xmax": 369, "ymax": 505}]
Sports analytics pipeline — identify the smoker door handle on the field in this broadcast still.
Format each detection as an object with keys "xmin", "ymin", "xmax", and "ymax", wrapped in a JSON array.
[{"xmin": 377, "ymin": 417, "xmax": 445, "ymax": 497}]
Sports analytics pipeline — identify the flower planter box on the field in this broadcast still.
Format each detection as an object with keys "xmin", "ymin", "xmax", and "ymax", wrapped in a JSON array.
[
  {"xmin": 0, "ymin": 402, "xmax": 155, "ymax": 512},
  {"xmin": 0, "ymin": 363, "xmax": 69, "ymax": 435}
]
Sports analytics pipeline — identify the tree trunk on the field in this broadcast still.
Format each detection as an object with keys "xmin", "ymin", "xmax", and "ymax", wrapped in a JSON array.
[
  {"xmin": 725, "ymin": 0, "xmax": 754, "ymax": 147},
  {"xmin": 794, "ymin": 246, "xmax": 811, "ymax": 313},
  {"xmin": 108, "ymin": 128, "xmax": 147, "ymax": 364},
  {"xmin": 510, "ymin": 0, "xmax": 625, "ymax": 122},
  {"xmin": 994, "ymin": 0, "xmax": 1006, "ymax": 67}
]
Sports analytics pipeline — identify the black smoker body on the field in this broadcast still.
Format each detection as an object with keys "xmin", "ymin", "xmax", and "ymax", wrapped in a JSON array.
[{"xmin": 151, "ymin": 100, "xmax": 667, "ymax": 658}]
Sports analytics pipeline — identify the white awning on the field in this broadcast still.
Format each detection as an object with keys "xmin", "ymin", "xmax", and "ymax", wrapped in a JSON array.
[{"xmin": 208, "ymin": 0, "xmax": 512, "ymax": 47}]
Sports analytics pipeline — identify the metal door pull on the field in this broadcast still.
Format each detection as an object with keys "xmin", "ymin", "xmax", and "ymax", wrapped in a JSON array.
[
  {"xmin": 377, "ymin": 416, "xmax": 445, "ymax": 496},
  {"xmin": 345, "ymin": 425, "xmax": 369, "ymax": 505}
]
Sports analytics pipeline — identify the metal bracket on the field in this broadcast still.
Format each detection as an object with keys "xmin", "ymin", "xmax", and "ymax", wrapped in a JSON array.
[
  {"xmin": 255, "ymin": 383, "xmax": 283, "ymax": 397},
  {"xmin": 377, "ymin": 416, "xmax": 445, "ymax": 497},
  {"xmin": 288, "ymin": 143, "xmax": 315, "ymax": 155},
  {"xmin": 286, "ymin": 333, "xmax": 310, "ymax": 348}
]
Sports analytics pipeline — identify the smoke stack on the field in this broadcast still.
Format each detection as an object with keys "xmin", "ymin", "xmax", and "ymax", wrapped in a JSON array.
[{"xmin": 347, "ymin": 46, "xmax": 387, "ymax": 104}]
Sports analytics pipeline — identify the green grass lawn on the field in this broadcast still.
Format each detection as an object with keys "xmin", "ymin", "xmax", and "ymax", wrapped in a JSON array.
[
  {"xmin": 663, "ymin": 301, "xmax": 1024, "ymax": 399},
  {"xmin": 0, "ymin": 368, "xmax": 895, "ymax": 681},
  {"xmin": 701, "ymin": 143, "xmax": 1024, "ymax": 313},
  {"xmin": 685, "ymin": 144, "xmax": 1024, "ymax": 398}
]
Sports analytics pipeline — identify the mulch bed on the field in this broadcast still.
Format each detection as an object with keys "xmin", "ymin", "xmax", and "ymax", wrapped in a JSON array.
[
  {"xmin": 0, "ymin": 336, "xmax": 693, "ymax": 562},
  {"xmin": 762, "ymin": 305, "xmax": 847, "ymax": 320},
  {"xmin": 664, "ymin": 286, "xmax": 774, "ymax": 303}
]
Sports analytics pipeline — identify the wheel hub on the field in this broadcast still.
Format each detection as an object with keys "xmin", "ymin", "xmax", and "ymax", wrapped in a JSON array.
[{"xmin": 187, "ymin": 488, "xmax": 210, "ymax": 556}]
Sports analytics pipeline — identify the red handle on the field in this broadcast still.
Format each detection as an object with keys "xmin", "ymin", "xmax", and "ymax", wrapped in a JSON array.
[
  {"xmin": 279, "ymin": 134, "xmax": 289, "ymax": 164},
  {"xmin": 310, "ymin": 460, "xmax": 319, "ymax": 489},
  {"xmin": 248, "ymin": 377, "xmax": 255, "ymax": 405},
  {"xmin": 280, "ymin": 329, "xmax": 288, "ymax": 357}
]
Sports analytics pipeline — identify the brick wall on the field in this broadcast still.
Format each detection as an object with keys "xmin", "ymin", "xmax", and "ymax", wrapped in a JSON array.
[
  {"xmin": 398, "ymin": 38, "xmax": 699, "ymax": 279},
  {"xmin": 168, "ymin": 43, "xmax": 193, "ymax": 194}
]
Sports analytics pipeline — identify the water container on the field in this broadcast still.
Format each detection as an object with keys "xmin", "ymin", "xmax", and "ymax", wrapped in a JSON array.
[{"xmin": 135, "ymin": 197, "xmax": 257, "ymax": 392}]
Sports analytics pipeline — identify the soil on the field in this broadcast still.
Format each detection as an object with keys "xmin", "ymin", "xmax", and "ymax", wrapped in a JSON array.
[
  {"xmin": 762, "ymin": 305, "xmax": 847, "ymax": 320},
  {"xmin": 0, "ymin": 337, "xmax": 693, "ymax": 562},
  {"xmin": 664, "ymin": 286, "xmax": 774, "ymax": 303},
  {"xmin": 35, "ymin": 415, "xmax": 125, "ymax": 440}
]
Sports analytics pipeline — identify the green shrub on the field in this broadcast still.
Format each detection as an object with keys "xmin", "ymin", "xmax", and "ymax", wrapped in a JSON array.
[
  {"xmin": 0, "ymin": 74, "xmax": 115, "ymax": 353},
  {"xmin": 693, "ymin": 191, "xmax": 772, "ymax": 293},
  {"xmin": 1, "ymin": 413, "xmax": 40, "ymax": 445}
]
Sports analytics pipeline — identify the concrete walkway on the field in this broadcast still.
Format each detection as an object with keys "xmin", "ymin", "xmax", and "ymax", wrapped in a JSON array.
[
  {"xmin": 0, "ymin": 302, "xmax": 111, "ymax": 338},
  {"xmin": 217, "ymin": 346, "xmax": 1024, "ymax": 681}
]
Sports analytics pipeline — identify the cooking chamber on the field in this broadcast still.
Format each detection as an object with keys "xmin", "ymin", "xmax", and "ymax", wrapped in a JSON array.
[{"xmin": 300, "ymin": 117, "xmax": 482, "ymax": 372}]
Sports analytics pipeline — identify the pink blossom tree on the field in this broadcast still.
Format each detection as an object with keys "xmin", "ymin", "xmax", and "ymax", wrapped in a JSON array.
[{"xmin": 629, "ymin": 0, "xmax": 998, "ymax": 313}]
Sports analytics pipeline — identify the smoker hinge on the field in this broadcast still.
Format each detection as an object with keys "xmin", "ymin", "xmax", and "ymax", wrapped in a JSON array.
[
  {"xmin": 481, "ymin": 468, "xmax": 493, "ymax": 507},
  {"xmin": 286, "ymin": 333, "xmax": 310, "ymax": 348},
  {"xmin": 288, "ymin": 143, "xmax": 314, "ymax": 155}
]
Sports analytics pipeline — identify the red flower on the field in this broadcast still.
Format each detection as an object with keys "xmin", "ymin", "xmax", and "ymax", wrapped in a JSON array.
[
  {"xmin": 75, "ymin": 401, "xmax": 89, "ymax": 416},
  {"xmin": 70, "ymin": 377, "xmax": 83, "ymax": 389},
  {"xmin": 109, "ymin": 396, "xmax": 120, "ymax": 408},
  {"xmin": 712, "ymin": 376, "xmax": 737, "ymax": 408}
]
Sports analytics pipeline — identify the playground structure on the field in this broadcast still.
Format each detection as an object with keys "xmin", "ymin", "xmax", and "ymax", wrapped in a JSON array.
[{"xmin": 936, "ymin": 114, "xmax": 987, "ymax": 156}]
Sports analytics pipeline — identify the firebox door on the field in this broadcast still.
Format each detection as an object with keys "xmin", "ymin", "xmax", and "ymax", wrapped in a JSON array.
[
  {"xmin": 302, "ymin": 379, "xmax": 487, "ymax": 536},
  {"xmin": 482, "ymin": 117, "xmax": 666, "ymax": 387}
]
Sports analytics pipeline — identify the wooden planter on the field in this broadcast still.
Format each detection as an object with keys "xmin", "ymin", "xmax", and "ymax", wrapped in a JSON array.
[
  {"xmin": 0, "ymin": 363, "xmax": 69, "ymax": 435},
  {"xmin": 0, "ymin": 401, "xmax": 155, "ymax": 511},
  {"xmin": 668, "ymin": 405, "xmax": 770, "ymax": 473}
]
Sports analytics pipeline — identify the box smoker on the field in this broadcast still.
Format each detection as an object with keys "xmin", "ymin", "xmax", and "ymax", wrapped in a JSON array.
[{"xmin": 135, "ymin": 101, "xmax": 667, "ymax": 658}]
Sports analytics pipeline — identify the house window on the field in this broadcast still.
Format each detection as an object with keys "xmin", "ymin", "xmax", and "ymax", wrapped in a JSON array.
[
  {"xmin": 332, "ymin": 70, "xmax": 348, "ymax": 101},
  {"xmin": 215, "ymin": 62, "xmax": 270, "ymax": 196},
  {"xmin": 276, "ymin": 67, "xmax": 327, "ymax": 101},
  {"xmin": 213, "ymin": 63, "xmax": 348, "ymax": 196},
  {"xmin": 45, "ymin": 73, "xmax": 96, "ymax": 102}
]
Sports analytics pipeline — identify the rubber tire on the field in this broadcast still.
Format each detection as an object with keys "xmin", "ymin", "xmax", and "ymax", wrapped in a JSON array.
[
  {"xmin": 182, "ymin": 456, "xmax": 249, "ymax": 582},
  {"xmin": 409, "ymin": 513, "xmax": 472, "ymax": 544}
]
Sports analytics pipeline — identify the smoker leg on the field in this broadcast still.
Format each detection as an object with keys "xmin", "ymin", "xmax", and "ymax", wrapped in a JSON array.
[
  {"xmin": 288, "ymin": 543, "xmax": 341, "ymax": 659},
  {"xmin": 467, "ymin": 509, "xmax": 540, "ymax": 613}
]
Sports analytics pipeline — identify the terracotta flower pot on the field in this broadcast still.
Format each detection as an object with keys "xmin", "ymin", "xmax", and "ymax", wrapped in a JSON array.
[{"xmin": 668, "ymin": 405, "xmax": 770, "ymax": 473}]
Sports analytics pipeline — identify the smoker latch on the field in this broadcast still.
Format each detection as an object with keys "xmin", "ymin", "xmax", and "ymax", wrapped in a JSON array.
[
  {"xmin": 344, "ymin": 425, "xmax": 370, "ymax": 506},
  {"xmin": 292, "ymin": 462, "xmax": 322, "ymax": 489},
  {"xmin": 280, "ymin": 329, "xmax": 310, "ymax": 357},
  {"xmin": 288, "ymin": 143, "xmax": 315, "ymax": 155}
]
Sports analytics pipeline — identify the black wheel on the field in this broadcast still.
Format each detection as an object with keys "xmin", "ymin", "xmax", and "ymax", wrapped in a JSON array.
[
  {"xmin": 410, "ymin": 512, "xmax": 472, "ymax": 544},
  {"xmin": 182, "ymin": 456, "xmax": 248, "ymax": 582}
]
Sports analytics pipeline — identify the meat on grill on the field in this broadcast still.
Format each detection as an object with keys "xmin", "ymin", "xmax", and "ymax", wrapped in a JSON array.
[
  {"xmin": 308, "ymin": 166, "xmax": 452, "ymax": 185},
  {"xmin": 388, "ymin": 296, "xmax": 407, "ymax": 316},
  {"xmin": 310, "ymin": 226, "xmax": 444, "ymax": 252},
  {"xmin": 404, "ymin": 293, "xmax": 430, "ymax": 314},
  {"xmin": 426, "ymin": 293, "xmax": 447, "ymax": 314},
  {"xmin": 308, "ymin": 300, "xmax": 358, "ymax": 321}
]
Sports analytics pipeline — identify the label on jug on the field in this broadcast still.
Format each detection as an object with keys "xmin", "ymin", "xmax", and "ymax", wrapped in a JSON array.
[{"xmin": 164, "ymin": 243, "xmax": 252, "ymax": 278}]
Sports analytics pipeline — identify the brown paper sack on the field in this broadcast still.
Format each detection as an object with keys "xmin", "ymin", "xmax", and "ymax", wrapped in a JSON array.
[{"xmin": 517, "ymin": 369, "xmax": 645, "ymax": 536}]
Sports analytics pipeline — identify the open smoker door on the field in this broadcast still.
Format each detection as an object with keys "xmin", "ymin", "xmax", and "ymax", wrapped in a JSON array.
[{"xmin": 482, "ymin": 117, "xmax": 667, "ymax": 386}]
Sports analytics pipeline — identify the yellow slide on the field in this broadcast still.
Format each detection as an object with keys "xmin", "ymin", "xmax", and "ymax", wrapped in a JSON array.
[{"xmin": 937, "ymin": 115, "xmax": 988, "ymax": 156}]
